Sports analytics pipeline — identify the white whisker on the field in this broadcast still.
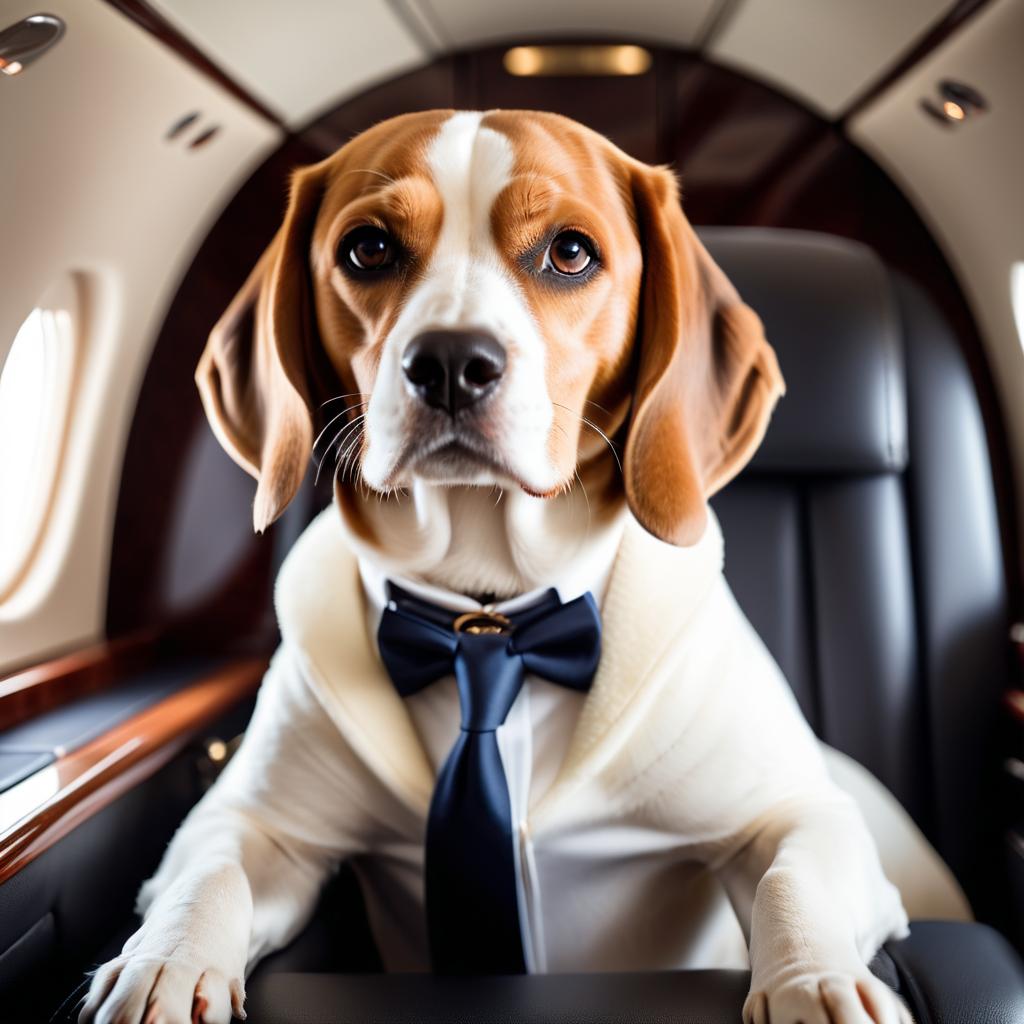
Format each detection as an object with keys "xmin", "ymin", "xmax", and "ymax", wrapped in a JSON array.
[
  {"xmin": 315, "ymin": 413, "xmax": 366, "ymax": 485},
  {"xmin": 552, "ymin": 402, "xmax": 623, "ymax": 474},
  {"xmin": 312, "ymin": 402, "xmax": 367, "ymax": 458},
  {"xmin": 320, "ymin": 392, "xmax": 370, "ymax": 409}
]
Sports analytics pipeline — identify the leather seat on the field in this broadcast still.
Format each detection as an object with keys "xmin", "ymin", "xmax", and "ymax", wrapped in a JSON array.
[{"xmin": 702, "ymin": 228, "xmax": 1008, "ymax": 896}]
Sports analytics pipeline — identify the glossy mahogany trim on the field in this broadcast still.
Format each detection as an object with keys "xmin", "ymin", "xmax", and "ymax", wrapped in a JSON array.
[
  {"xmin": 0, "ymin": 656, "xmax": 264, "ymax": 885},
  {"xmin": 0, "ymin": 629, "xmax": 159, "ymax": 733},
  {"xmin": 1007, "ymin": 689, "xmax": 1024, "ymax": 724},
  {"xmin": 103, "ymin": 0, "xmax": 282, "ymax": 126}
]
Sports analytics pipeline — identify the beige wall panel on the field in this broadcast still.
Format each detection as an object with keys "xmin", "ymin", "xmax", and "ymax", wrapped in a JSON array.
[
  {"xmin": 149, "ymin": 0, "xmax": 428, "ymax": 127},
  {"xmin": 850, "ymin": 0, "xmax": 1024, "ymax": 566},
  {"xmin": 710, "ymin": 0, "xmax": 955, "ymax": 117},
  {"xmin": 0, "ymin": 0, "xmax": 281, "ymax": 670}
]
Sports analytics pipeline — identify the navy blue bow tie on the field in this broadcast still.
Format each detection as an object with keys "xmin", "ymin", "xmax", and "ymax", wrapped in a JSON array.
[{"xmin": 377, "ymin": 583, "xmax": 602, "ymax": 975}]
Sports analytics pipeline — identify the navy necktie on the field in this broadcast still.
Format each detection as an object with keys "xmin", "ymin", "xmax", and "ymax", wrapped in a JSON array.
[{"xmin": 377, "ymin": 583, "xmax": 602, "ymax": 975}]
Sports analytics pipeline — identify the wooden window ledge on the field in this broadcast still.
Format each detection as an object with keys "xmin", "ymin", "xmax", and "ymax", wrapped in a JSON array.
[{"xmin": 0, "ymin": 656, "xmax": 264, "ymax": 885}]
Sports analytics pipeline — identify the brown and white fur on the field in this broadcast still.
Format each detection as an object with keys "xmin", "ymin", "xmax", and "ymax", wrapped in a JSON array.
[{"xmin": 79, "ymin": 110, "xmax": 934, "ymax": 1024}]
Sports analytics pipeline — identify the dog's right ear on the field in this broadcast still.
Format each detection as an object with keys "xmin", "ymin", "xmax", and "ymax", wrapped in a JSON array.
[
  {"xmin": 196, "ymin": 163, "xmax": 327, "ymax": 533},
  {"xmin": 622, "ymin": 163, "xmax": 784, "ymax": 547}
]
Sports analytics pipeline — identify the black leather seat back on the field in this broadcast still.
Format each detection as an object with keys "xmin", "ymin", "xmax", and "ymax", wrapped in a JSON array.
[{"xmin": 703, "ymin": 229, "xmax": 1008, "ymax": 895}]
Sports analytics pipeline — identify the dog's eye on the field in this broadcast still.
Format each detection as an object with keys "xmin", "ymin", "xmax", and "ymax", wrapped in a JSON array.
[
  {"xmin": 547, "ymin": 231, "xmax": 594, "ymax": 276},
  {"xmin": 341, "ymin": 227, "xmax": 397, "ymax": 273}
]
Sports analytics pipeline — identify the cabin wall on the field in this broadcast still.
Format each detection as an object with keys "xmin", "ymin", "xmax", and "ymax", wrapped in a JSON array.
[{"xmin": 0, "ymin": 0, "xmax": 281, "ymax": 672}]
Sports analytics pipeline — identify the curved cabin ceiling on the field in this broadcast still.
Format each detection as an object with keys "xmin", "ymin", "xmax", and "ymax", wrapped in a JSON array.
[
  {"xmin": 147, "ymin": 0, "xmax": 958, "ymax": 127},
  {"xmin": 145, "ymin": 0, "xmax": 427, "ymax": 127}
]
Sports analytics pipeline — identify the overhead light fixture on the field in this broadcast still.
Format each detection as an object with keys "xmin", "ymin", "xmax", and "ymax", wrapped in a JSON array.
[
  {"xmin": 920, "ymin": 79, "xmax": 988, "ymax": 127},
  {"xmin": 0, "ymin": 14, "xmax": 64, "ymax": 78},
  {"xmin": 504, "ymin": 45, "xmax": 652, "ymax": 78}
]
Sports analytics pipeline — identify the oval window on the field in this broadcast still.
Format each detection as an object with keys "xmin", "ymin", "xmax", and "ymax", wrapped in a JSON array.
[
  {"xmin": 1012, "ymin": 261, "xmax": 1024, "ymax": 352},
  {"xmin": 0, "ymin": 280, "xmax": 78, "ymax": 602}
]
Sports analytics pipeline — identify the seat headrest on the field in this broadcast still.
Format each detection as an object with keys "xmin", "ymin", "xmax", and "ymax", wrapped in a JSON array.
[{"xmin": 700, "ymin": 228, "xmax": 908, "ymax": 474}]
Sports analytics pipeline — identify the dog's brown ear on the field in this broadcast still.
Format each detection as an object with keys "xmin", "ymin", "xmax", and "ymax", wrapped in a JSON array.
[
  {"xmin": 623, "ymin": 165, "xmax": 785, "ymax": 546},
  {"xmin": 196, "ymin": 163, "xmax": 327, "ymax": 533}
]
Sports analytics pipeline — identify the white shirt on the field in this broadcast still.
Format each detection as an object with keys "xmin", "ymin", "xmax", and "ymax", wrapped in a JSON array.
[{"xmin": 356, "ymin": 522, "xmax": 624, "ymax": 970}]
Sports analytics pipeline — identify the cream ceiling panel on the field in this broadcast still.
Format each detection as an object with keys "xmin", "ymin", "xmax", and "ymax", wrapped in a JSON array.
[
  {"xmin": 710, "ymin": 0, "xmax": 955, "ymax": 117},
  {"xmin": 0, "ymin": 0, "xmax": 280, "ymax": 669},
  {"xmin": 149, "ymin": 0, "xmax": 428, "ymax": 127},
  {"xmin": 413, "ymin": 0, "xmax": 722, "ymax": 49},
  {"xmin": 850, "ymin": 0, "xmax": 1024, "ymax": 559}
]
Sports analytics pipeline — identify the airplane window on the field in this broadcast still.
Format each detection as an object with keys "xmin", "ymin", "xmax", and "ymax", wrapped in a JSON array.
[
  {"xmin": 0, "ymin": 283, "xmax": 77, "ymax": 603},
  {"xmin": 1012, "ymin": 262, "xmax": 1024, "ymax": 353}
]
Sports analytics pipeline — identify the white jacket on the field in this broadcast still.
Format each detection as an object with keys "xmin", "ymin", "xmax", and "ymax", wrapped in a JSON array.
[{"xmin": 160, "ymin": 506, "xmax": 968, "ymax": 974}]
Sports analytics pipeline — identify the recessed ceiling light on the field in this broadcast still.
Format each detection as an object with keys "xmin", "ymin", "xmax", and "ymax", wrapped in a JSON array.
[
  {"xmin": 503, "ymin": 45, "xmax": 652, "ymax": 78},
  {"xmin": 0, "ymin": 14, "xmax": 64, "ymax": 78},
  {"xmin": 940, "ymin": 79, "xmax": 988, "ymax": 114},
  {"xmin": 920, "ymin": 79, "xmax": 988, "ymax": 127}
]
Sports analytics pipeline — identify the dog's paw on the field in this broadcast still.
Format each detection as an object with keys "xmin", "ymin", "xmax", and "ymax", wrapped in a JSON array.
[
  {"xmin": 79, "ymin": 863, "xmax": 251, "ymax": 1023},
  {"xmin": 78, "ymin": 955, "xmax": 245, "ymax": 1024},
  {"xmin": 743, "ymin": 970, "xmax": 914, "ymax": 1024}
]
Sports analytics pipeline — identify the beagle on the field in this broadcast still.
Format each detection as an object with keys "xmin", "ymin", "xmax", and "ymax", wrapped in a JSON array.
[{"xmin": 79, "ymin": 110, "xmax": 947, "ymax": 1024}]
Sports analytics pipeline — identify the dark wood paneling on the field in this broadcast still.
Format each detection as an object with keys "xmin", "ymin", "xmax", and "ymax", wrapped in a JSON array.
[
  {"xmin": 461, "ymin": 44, "xmax": 663, "ymax": 165},
  {"xmin": 105, "ymin": 139, "xmax": 320, "ymax": 644},
  {"xmin": 1008, "ymin": 690, "xmax": 1024, "ymax": 723},
  {"xmin": 304, "ymin": 59, "xmax": 458, "ymax": 153}
]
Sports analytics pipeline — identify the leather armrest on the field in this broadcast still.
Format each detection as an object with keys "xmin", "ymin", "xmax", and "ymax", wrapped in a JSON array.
[{"xmin": 885, "ymin": 921, "xmax": 1024, "ymax": 1024}]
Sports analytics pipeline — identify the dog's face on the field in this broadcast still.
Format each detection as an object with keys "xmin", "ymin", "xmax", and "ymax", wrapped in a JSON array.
[{"xmin": 197, "ymin": 110, "xmax": 783, "ymax": 548}]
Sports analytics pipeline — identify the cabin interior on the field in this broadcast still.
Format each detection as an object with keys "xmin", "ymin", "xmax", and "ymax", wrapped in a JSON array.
[{"xmin": 1, "ymin": 1, "xmax": 1023, "ymax": 1021}]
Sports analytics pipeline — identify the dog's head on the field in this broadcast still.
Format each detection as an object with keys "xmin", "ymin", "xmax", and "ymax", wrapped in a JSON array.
[{"xmin": 197, "ymin": 110, "xmax": 783, "ymax": 547}]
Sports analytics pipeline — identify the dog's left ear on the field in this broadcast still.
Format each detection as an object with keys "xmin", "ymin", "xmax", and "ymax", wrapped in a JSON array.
[
  {"xmin": 623, "ymin": 164, "xmax": 785, "ymax": 546},
  {"xmin": 196, "ymin": 163, "xmax": 328, "ymax": 533}
]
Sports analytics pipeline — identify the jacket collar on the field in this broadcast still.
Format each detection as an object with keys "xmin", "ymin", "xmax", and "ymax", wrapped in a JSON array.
[
  {"xmin": 530, "ymin": 508, "xmax": 724, "ymax": 824},
  {"xmin": 275, "ymin": 503, "xmax": 724, "ymax": 820},
  {"xmin": 275, "ymin": 506, "xmax": 435, "ymax": 815}
]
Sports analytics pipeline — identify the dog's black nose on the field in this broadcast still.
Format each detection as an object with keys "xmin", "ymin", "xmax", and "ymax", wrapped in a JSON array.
[{"xmin": 402, "ymin": 330, "xmax": 506, "ymax": 415}]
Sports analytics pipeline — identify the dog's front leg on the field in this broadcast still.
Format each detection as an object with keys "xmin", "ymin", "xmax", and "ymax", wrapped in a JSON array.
[
  {"xmin": 718, "ymin": 797, "xmax": 913, "ymax": 1024},
  {"xmin": 79, "ymin": 806, "xmax": 328, "ymax": 1024},
  {"xmin": 78, "ymin": 650, "xmax": 351, "ymax": 1024}
]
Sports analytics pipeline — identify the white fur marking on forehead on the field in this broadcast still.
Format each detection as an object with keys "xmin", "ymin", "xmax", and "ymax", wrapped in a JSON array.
[
  {"xmin": 426, "ymin": 111, "xmax": 514, "ymax": 261},
  {"xmin": 360, "ymin": 110, "xmax": 558, "ymax": 499}
]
